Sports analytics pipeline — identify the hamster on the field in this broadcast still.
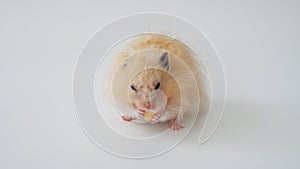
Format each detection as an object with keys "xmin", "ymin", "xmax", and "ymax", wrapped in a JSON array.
[{"xmin": 111, "ymin": 34, "xmax": 204, "ymax": 130}]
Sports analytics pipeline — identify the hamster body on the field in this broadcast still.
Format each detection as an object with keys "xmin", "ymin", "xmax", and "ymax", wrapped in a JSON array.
[{"xmin": 112, "ymin": 34, "xmax": 204, "ymax": 130}]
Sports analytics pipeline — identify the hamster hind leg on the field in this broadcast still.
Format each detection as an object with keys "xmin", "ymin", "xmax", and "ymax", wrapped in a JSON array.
[
  {"xmin": 159, "ymin": 109, "xmax": 184, "ymax": 131},
  {"xmin": 169, "ymin": 117, "xmax": 184, "ymax": 130}
]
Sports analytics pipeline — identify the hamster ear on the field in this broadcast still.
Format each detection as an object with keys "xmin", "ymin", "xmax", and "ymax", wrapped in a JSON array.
[{"xmin": 159, "ymin": 52, "xmax": 169, "ymax": 71}]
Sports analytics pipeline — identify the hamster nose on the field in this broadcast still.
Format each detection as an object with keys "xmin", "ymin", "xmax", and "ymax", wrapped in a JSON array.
[{"xmin": 143, "ymin": 101, "xmax": 151, "ymax": 110}]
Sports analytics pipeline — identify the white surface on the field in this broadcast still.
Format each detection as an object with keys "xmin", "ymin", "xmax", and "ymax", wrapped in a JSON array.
[{"xmin": 1, "ymin": 0, "xmax": 299, "ymax": 168}]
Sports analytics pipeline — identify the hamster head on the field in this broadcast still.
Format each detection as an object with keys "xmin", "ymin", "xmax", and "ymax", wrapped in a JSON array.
[
  {"xmin": 127, "ymin": 52, "xmax": 173, "ymax": 110},
  {"xmin": 129, "ymin": 68, "xmax": 163, "ymax": 110}
]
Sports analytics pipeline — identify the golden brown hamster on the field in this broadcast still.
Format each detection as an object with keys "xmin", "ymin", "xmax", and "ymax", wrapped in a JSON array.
[{"xmin": 112, "ymin": 34, "xmax": 203, "ymax": 130}]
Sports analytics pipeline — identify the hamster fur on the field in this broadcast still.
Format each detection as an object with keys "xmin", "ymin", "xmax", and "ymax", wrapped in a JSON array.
[{"xmin": 111, "ymin": 34, "xmax": 206, "ymax": 130}]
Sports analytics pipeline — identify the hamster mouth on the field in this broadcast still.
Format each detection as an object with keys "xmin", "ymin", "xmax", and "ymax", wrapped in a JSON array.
[
  {"xmin": 143, "ymin": 102, "xmax": 152, "ymax": 110},
  {"xmin": 143, "ymin": 89, "xmax": 167, "ymax": 112}
]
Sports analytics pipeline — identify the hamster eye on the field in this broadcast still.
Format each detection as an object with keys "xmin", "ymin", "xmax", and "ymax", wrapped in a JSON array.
[
  {"xmin": 130, "ymin": 85, "xmax": 137, "ymax": 91},
  {"xmin": 154, "ymin": 82, "xmax": 160, "ymax": 90}
]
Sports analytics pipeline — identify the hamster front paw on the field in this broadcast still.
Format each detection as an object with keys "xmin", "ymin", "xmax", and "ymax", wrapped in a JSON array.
[
  {"xmin": 138, "ymin": 110, "xmax": 161, "ymax": 123},
  {"xmin": 149, "ymin": 113, "xmax": 161, "ymax": 124},
  {"xmin": 137, "ymin": 109, "xmax": 146, "ymax": 119}
]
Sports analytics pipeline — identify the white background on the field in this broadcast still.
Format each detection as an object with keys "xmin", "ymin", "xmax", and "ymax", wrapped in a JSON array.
[{"xmin": 1, "ymin": 0, "xmax": 299, "ymax": 168}]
